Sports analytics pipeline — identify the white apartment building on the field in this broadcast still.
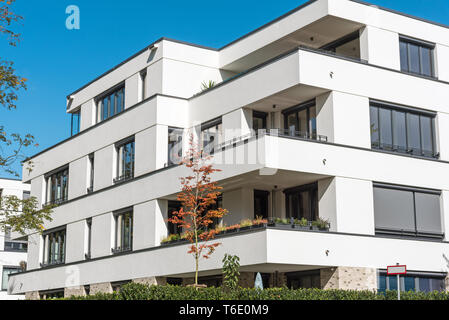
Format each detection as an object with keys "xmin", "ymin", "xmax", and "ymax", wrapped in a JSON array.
[
  {"xmin": 9, "ymin": 0, "xmax": 449, "ymax": 298},
  {"xmin": 0, "ymin": 178, "xmax": 30, "ymax": 300}
]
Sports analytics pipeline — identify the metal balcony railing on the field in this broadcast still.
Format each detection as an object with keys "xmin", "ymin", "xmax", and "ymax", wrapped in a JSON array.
[
  {"xmin": 113, "ymin": 172, "xmax": 134, "ymax": 184},
  {"xmin": 371, "ymin": 142, "xmax": 439, "ymax": 159},
  {"xmin": 44, "ymin": 196, "xmax": 68, "ymax": 207}
]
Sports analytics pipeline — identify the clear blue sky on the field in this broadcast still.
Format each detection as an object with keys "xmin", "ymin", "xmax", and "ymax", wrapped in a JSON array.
[{"xmin": 1, "ymin": 0, "xmax": 449, "ymax": 179}]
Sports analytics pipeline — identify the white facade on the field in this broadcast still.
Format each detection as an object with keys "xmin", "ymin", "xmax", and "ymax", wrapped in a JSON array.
[
  {"xmin": 0, "ymin": 178, "xmax": 30, "ymax": 300},
  {"xmin": 10, "ymin": 0, "xmax": 449, "ymax": 297}
]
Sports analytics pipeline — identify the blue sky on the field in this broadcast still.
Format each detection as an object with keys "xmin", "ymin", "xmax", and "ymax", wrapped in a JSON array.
[{"xmin": 1, "ymin": 0, "xmax": 449, "ymax": 179}]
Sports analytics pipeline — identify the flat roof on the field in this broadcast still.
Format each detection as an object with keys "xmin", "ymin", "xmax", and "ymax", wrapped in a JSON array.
[{"xmin": 67, "ymin": 0, "xmax": 449, "ymax": 99}]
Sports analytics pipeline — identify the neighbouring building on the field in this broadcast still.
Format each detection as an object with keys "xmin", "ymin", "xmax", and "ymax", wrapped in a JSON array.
[
  {"xmin": 0, "ymin": 178, "xmax": 30, "ymax": 300},
  {"xmin": 9, "ymin": 0, "xmax": 449, "ymax": 299}
]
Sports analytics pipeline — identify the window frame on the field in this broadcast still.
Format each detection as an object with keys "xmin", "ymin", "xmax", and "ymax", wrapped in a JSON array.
[
  {"xmin": 284, "ymin": 182, "xmax": 319, "ymax": 222},
  {"xmin": 96, "ymin": 83, "xmax": 125, "ymax": 123},
  {"xmin": 378, "ymin": 270, "xmax": 446, "ymax": 293},
  {"xmin": 369, "ymin": 100, "xmax": 438, "ymax": 159},
  {"xmin": 114, "ymin": 136, "xmax": 135, "ymax": 184},
  {"xmin": 41, "ymin": 226, "xmax": 67, "ymax": 267},
  {"xmin": 70, "ymin": 109, "xmax": 81, "ymax": 136},
  {"xmin": 399, "ymin": 35, "xmax": 435, "ymax": 78},
  {"xmin": 282, "ymin": 99, "xmax": 317, "ymax": 139},
  {"xmin": 113, "ymin": 208, "xmax": 133, "ymax": 254},
  {"xmin": 201, "ymin": 117, "xmax": 223, "ymax": 155},
  {"xmin": 373, "ymin": 182, "xmax": 443, "ymax": 240},
  {"xmin": 88, "ymin": 153, "xmax": 95, "ymax": 193},
  {"xmin": 1, "ymin": 266, "xmax": 21, "ymax": 291},
  {"xmin": 45, "ymin": 165, "xmax": 69, "ymax": 206}
]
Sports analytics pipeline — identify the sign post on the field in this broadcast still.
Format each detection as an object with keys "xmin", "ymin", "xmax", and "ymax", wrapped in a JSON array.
[{"xmin": 387, "ymin": 264, "xmax": 407, "ymax": 300}]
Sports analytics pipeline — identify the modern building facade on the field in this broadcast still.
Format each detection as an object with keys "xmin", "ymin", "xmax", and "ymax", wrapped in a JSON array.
[
  {"xmin": 9, "ymin": 0, "xmax": 449, "ymax": 298},
  {"xmin": 0, "ymin": 178, "xmax": 30, "ymax": 300}
]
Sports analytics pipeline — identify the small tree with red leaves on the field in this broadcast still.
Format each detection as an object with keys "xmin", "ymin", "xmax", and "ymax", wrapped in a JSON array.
[{"xmin": 168, "ymin": 135, "xmax": 228, "ymax": 286}]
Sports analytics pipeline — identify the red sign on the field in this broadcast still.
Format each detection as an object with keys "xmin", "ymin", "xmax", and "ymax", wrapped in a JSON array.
[{"xmin": 387, "ymin": 265, "xmax": 407, "ymax": 275}]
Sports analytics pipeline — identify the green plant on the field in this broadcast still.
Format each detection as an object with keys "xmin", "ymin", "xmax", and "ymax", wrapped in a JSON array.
[
  {"xmin": 201, "ymin": 80, "xmax": 216, "ymax": 91},
  {"xmin": 62, "ymin": 283, "xmax": 449, "ymax": 301},
  {"xmin": 239, "ymin": 219, "xmax": 253, "ymax": 228},
  {"xmin": 294, "ymin": 217, "xmax": 309, "ymax": 227},
  {"xmin": 222, "ymin": 254, "xmax": 240, "ymax": 291},
  {"xmin": 274, "ymin": 218, "xmax": 289, "ymax": 225},
  {"xmin": 312, "ymin": 218, "xmax": 330, "ymax": 230}
]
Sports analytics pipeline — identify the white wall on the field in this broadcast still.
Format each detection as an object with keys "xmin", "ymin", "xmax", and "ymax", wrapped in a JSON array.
[
  {"xmin": 223, "ymin": 188, "xmax": 254, "ymax": 226},
  {"xmin": 360, "ymin": 26, "xmax": 400, "ymax": 70},
  {"xmin": 68, "ymin": 157, "xmax": 88, "ymax": 199},
  {"xmin": 91, "ymin": 213, "xmax": 114, "ymax": 259},
  {"xmin": 66, "ymin": 221, "xmax": 87, "ymax": 263},
  {"xmin": 134, "ymin": 200, "xmax": 168, "ymax": 250}
]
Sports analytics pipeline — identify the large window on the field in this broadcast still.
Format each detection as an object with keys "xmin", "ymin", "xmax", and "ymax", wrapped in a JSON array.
[
  {"xmin": 373, "ymin": 183, "xmax": 443, "ymax": 239},
  {"xmin": 370, "ymin": 101, "xmax": 437, "ymax": 158},
  {"xmin": 4, "ymin": 227, "xmax": 27, "ymax": 252},
  {"xmin": 321, "ymin": 31, "xmax": 361, "ymax": 60},
  {"xmin": 284, "ymin": 183, "xmax": 318, "ymax": 222},
  {"xmin": 114, "ymin": 209, "xmax": 133, "ymax": 253},
  {"xmin": 400, "ymin": 36, "xmax": 434, "ymax": 77},
  {"xmin": 378, "ymin": 271, "xmax": 445, "ymax": 293},
  {"xmin": 253, "ymin": 111, "xmax": 268, "ymax": 133},
  {"xmin": 97, "ymin": 85, "xmax": 125, "ymax": 122},
  {"xmin": 1, "ymin": 267, "xmax": 20, "ymax": 291},
  {"xmin": 168, "ymin": 127, "xmax": 183, "ymax": 166},
  {"xmin": 286, "ymin": 271, "xmax": 321, "ymax": 289},
  {"xmin": 254, "ymin": 190, "xmax": 269, "ymax": 219},
  {"xmin": 283, "ymin": 100, "xmax": 317, "ymax": 139},
  {"xmin": 71, "ymin": 110, "xmax": 80, "ymax": 136},
  {"xmin": 45, "ymin": 166, "xmax": 69, "ymax": 205},
  {"xmin": 168, "ymin": 201, "xmax": 182, "ymax": 235},
  {"xmin": 42, "ymin": 228, "xmax": 66, "ymax": 266},
  {"xmin": 115, "ymin": 138, "xmax": 135, "ymax": 183},
  {"xmin": 201, "ymin": 117, "xmax": 223, "ymax": 155}
]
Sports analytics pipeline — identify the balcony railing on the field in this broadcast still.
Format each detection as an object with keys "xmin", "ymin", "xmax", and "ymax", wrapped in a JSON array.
[
  {"xmin": 271, "ymin": 129, "xmax": 328, "ymax": 142},
  {"xmin": 113, "ymin": 172, "xmax": 134, "ymax": 184},
  {"xmin": 44, "ymin": 196, "xmax": 68, "ymax": 207},
  {"xmin": 371, "ymin": 142, "xmax": 439, "ymax": 159},
  {"xmin": 111, "ymin": 246, "xmax": 132, "ymax": 254}
]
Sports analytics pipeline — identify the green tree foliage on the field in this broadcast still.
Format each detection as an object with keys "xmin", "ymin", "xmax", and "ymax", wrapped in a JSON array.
[
  {"xmin": 0, "ymin": 0, "xmax": 53, "ymax": 234},
  {"xmin": 222, "ymin": 254, "xmax": 240, "ymax": 291}
]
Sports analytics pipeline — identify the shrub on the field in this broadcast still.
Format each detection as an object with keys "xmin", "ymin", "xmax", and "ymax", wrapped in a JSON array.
[{"xmin": 63, "ymin": 283, "xmax": 449, "ymax": 300}]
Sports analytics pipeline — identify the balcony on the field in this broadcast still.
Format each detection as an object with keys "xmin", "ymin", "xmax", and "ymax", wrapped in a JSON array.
[
  {"xmin": 44, "ymin": 196, "xmax": 68, "ymax": 207},
  {"xmin": 113, "ymin": 172, "xmax": 134, "ymax": 184}
]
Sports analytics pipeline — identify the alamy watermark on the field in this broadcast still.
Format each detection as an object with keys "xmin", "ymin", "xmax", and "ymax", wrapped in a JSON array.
[{"xmin": 66, "ymin": 5, "xmax": 80, "ymax": 30}]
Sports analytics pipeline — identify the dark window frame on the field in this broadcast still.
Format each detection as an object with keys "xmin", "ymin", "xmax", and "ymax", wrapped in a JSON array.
[
  {"xmin": 399, "ymin": 35, "xmax": 435, "ymax": 78},
  {"xmin": 114, "ymin": 137, "xmax": 135, "ymax": 184},
  {"xmin": 113, "ymin": 208, "xmax": 133, "ymax": 254},
  {"xmin": 88, "ymin": 153, "xmax": 94, "ymax": 193},
  {"xmin": 373, "ymin": 182, "xmax": 443, "ymax": 240},
  {"xmin": 70, "ymin": 109, "xmax": 81, "ymax": 136},
  {"xmin": 370, "ymin": 100, "xmax": 438, "ymax": 159},
  {"xmin": 1, "ymin": 266, "xmax": 21, "ymax": 291},
  {"xmin": 201, "ymin": 117, "xmax": 223, "ymax": 155},
  {"xmin": 284, "ymin": 182, "xmax": 319, "ymax": 222},
  {"xmin": 282, "ymin": 99, "xmax": 317, "ymax": 139},
  {"xmin": 254, "ymin": 189, "xmax": 270, "ymax": 219},
  {"xmin": 378, "ymin": 270, "xmax": 446, "ymax": 293},
  {"xmin": 42, "ymin": 227, "xmax": 67, "ymax": 267},
  {"xmin": 96, "ymin": 83, "xmax": 126, "ymax": 123},
  {"xmin": 168, "ymin": 201, "xmax": 182, "ymax": 235},
  {"xmin": 253, "ymin": 110, "xmax": 268, "ymax": 132},
  {"xmin": 45, "ymin": 165, "xmax": 69, "ymax": 206}
]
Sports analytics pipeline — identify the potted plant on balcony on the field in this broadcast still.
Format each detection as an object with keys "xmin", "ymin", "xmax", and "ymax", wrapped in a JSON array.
[
  {"xmin": 239, "ymin": 219, "xmax": 253, "ymax": 231},
  {"xmin": 294, "ymin": 217, "xmax": 310, "ymax": 231},
  {"xmin": 312, "ymin": 218, "xmax": 330, "ymax": 231}
]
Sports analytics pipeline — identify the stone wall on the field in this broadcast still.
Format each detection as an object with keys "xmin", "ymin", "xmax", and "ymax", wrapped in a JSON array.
[
  {"xmin": 320, "ymin": 267, "xmax": 377, "ymax": 291},
  {"xmin": 133, "ymin": 276, "xmax": 167, "ymax": 286},
  {"xmin": 64, "ymin": 286, "xmax": 86, "ymax": 298},
  {"xmin": 89, "ymin": 282, "xmax": 113, "ymax": 295},
  {"xmin": 25, "ymin": 291, "xmax": 40, "ymax": 300}
]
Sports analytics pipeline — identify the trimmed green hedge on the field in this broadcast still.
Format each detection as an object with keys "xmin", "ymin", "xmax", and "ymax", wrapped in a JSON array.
[{"xmin": 64, "ymin": 282, "xmax": 449, "ymax": 300}]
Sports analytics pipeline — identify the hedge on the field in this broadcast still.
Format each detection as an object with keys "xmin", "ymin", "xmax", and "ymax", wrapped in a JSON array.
[{"xmin": 63, "ymin": 282, "xmax": 449, "ymax": 300}]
